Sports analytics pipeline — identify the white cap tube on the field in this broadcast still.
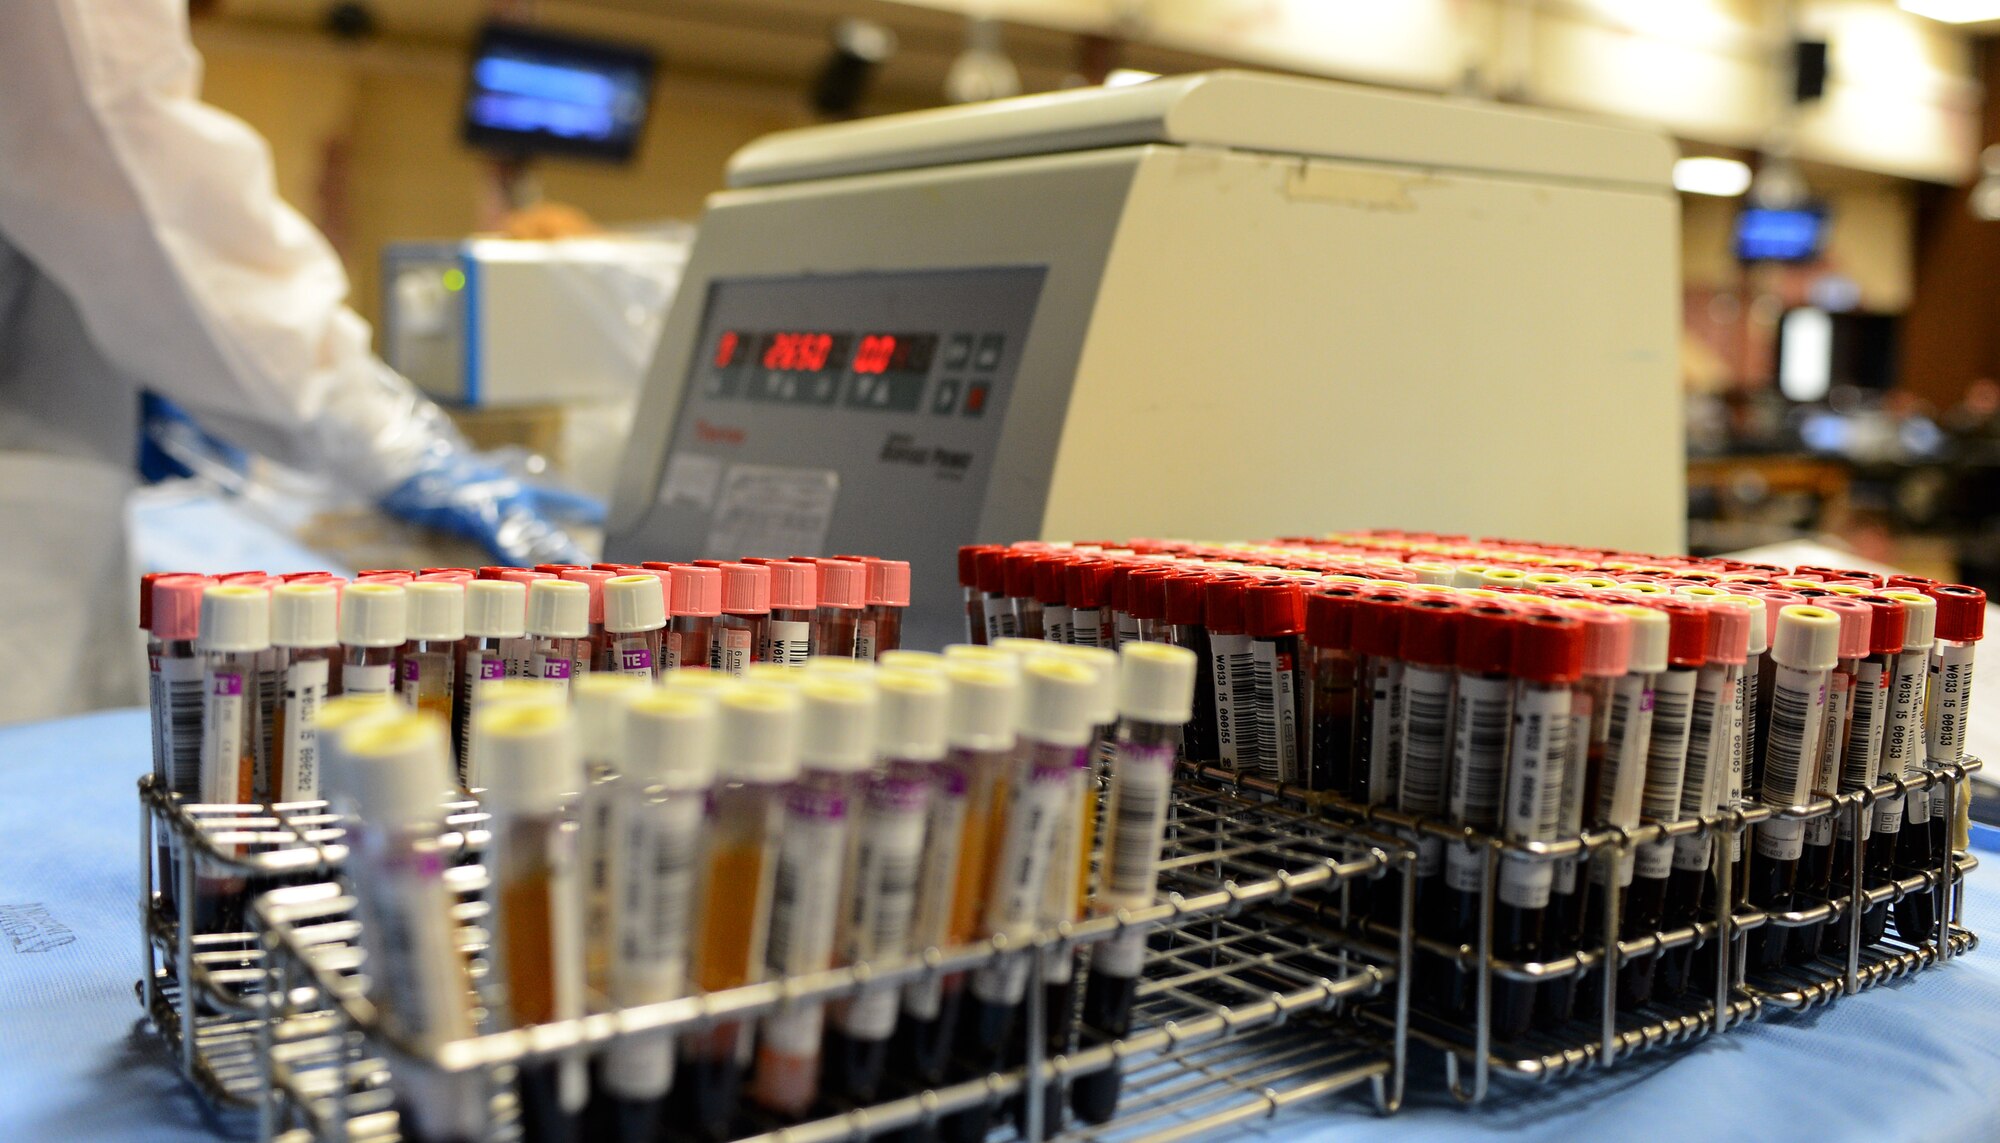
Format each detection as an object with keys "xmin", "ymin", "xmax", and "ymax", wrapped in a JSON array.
[
  {"xmin": 334, "ymin": 712, "xmax": 458, "ymax": 830},
  {"xmin": 876, "ymin": 669, "xmax": 948, "ymax": 762},
  {"xmin": 1772, "ymin": 605, "xmax": 1843, "ymax": 672},
  {"xmin": 604, "ymin": 575, "xmax": 668, "ymax": 635},
  {"xmin": 200, "ymin": 584, "xmax": 270, "ymax": 653},
  {"xmin": 406, "ymin": 581, "xmax": 466, "ymax": 643},
  {"xmin": 573, "ymin": 673, "xmax": 651, "ymax": 765},
  {"xmin": 719, "ymin": 683, "xmax": 803, "ymax": 784},
  {"xmin": 1611, "ymin": 605, "xmax": 1670, "ymax": 675},
  {"xmin": 801, "ymin": 677, "xmax": 879, "ymax": 773},
  {"xmin": 271, "ymin": 583, "xmax": 337, "ymax": 649},
  {"xmin": 476, "ymin": 702, "xmax": 583, "ymax": 815},
  {"xmin": 625, "ymin": 691, "xmax": 718, "ymax": 790},
  {"xmin": 1883, "ymin": 590, "xmax": 1938, "ymax": 651},
  {"xmin": 466, "ymin": 580, "xmax": 528, "ymax": 639},
  {"xmin": 528, "ymin": 579, "xmax": 591, "ymax": 639},
  {"xmin": 1118, "ymin": 643, "xmax": 1197, "ymax": 725},
  {"xmin": 1019, "ymin": 657, "xmax": 1099, "ymax": 748},
  {"xmin": 1047, "ymin": 645, "xmax": 1117, "ymax": 727},
  {"xmin": 946, "ymin": 662, "xmax": 1018, "ymax": 753},
  {"xmin": 340, "ymin": 583, "xmax": 408, "ymax": 649}
]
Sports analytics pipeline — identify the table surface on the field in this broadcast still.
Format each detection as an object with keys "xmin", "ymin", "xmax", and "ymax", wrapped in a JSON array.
[{"xmin": 5, "ymin": 708, "xmax": 1999, "ymax": 1143}]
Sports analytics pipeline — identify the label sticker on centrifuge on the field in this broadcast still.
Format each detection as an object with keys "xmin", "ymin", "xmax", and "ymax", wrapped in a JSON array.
[
  {"xmin": 659, "ymin": 453, "xmax": 723, "ymax": 510},
  {"xmin": 703, "ymin": 464, "xmax": 840, "ymax": 561}
]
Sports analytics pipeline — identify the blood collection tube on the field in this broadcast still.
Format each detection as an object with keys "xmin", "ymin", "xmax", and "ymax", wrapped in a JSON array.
[
  {"xmin": 976, "ymin": 548, "xmax": 1017, "ymax": 642},
  {"xmin": 1656, "ymin": 602, "xmax": 1747, "ymax": 998},
  {"xmin": 1201, "ymin": 576, "xmax": 1254, "ymax": 773},
  {"xmin": 1070, "ymin": 643, "xmax": 1199, "ymax": 1124},
  {"xmin": 576, "ymin": 675, "xmax": 651, "ymax": 999},
  {"xmin": 1438, "ymin": 603, "xmax": 1520, "ymax": 1017},
  {"xmin": 812, "ymin": 558, "xmax": 868, "ymax": 659},
  {"xmin": 339, "ymin": 583, "xmax": 407, "ymax": 697},
  {"xmin": 595, "ymin": 690, "xmax": 715, "ymax": 1143},
  {"xmin": 458, "ymin": 580, "xmax": 527, "ymax": 784},
  {"xmin": 1004, "ymin": 550, "xmax": 1045, "ymax": 640},
  {"xmin": 1163, "ymin": 573, "xmax": 1215, "ymax": 761},
  {"xmin": 878, "ymin": 649, "xmax": 945, "ymax": 674},
  {"xmin": 355, "ymin": 570, "xmax": 413, "ymax": 585},
  {"xmin": 1864, "ymin": 590, "xmax": 1934, "ymax": 945},
  {"xmin": 1897, "ymin": 584, "xmax": 1985, "ymax": 943},
  {"xmin": 1035, "ymin": 554, "xmax": 1075, "ymax": 646},
  {"xmin": 603, "ymin": 575, "xmax": 668, "ymax": 679},
  {"xmin": 945, "ymin": 658, "xmax": 1097, "ymax": 1143},
  {"xmin": 1491, "ymin": 612, "xmax": 1583, "ymax": 1042},
  {"xmin": 478, "ymin": 701, "xmax": 587, "ymax": 1143},
  {"xmin": 662, "ymin": 563, "xmax": 721, "ymax": 671},
  {"xmin": 195, "ymin": 584, "xmax": 269, "ymax": 929},
  {"xmin": 1538, "ymin": 603, "xmax": 1632, "ymax": 1026},
  {"xmin": 1616, "ymin": 599, "xmax": 1706, "ymax": 1003},
  {"xmin": 1394, "ymin": 597, "xmax": 1462, "ymax": 941},
  {"xmin": 143, "ymin": 572, "xmax": 197, "ymax": 782},
  {"xmin": 741, "ymin": 558, "xmax": 813, "ymax": 666},
  {"xmin": 859, "ymin": 558, "xmax": 912, "ymax": 657},
  {"xmin": 267, "ymin": 583, "xmax": 339, "ymax": 802},
  {"xmin": 1748, "ymin": 605, "xmax": 1841, "ymax": 972},
  {"xmin": 1748, "ymin": 590, "xmax": 1807, "ymax": 788},
  {"xmin": 1351, "ymin": 589, "xmax": 1412, "ymax": 808},
  {"xmin": 148, "ymin": 576, "xmax": 211, "ymax": 914},
  {"xmin": 893, "ymin": 661, "xmax": 1017, "ymax": 1088},
  {"xmin": 826, "ymin": 670, "xmax": 946, "ymax": 1106},
  {"xmin": 1126, "ymin": 567, "xmax": 1175, "ymax": 645},
  {"xmin": 958, "ymin": 545, "xmax": 997, "ymax": 644},
  {"xmin": 333, "ymin": 714, "xmax": 486, "ymax": 1143},
  {"xmin": 1827, "ymin": 593, "xmax": 1903, "ymax": 953},
  {"xmin": 677, "ymin": 686, "xmax": 798, "ymax": 1138},
  {"xmin": 561, "ymin": 568, "xmax": 618, "ymax": 674},
  {"xmin": 526, "ymin": 579, "xmax": 591, "ymax": 691},
  {"xmin": 1067, "ymin": 559, "xmax": 1114, "ymax": 649},
  {"xmin": 705, "ymin": 563, "xmax": 770, "ymax": 677},
  {"xmin": 402, "ymin": 581, "xmax": 464, "ymax": 726},
  {"xmin": 1243, "ymin": 579, "xmax": 1308, "ymax": 783},
  {"xmin": 1790, "ymin": 595, "xmax": 1873, "ymax": 962},
  {"xmin": 751, "ymin": 677, "xmax": 876, "ymax": 1120},
  {"xmin": 1303, "ymin": 588, "xmax": 1364, "ymax": 793}
]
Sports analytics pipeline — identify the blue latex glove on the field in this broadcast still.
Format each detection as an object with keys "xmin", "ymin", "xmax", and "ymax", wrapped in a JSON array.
[{"xmin": 380, "ymin": 450, "xmax": 602, "ymax": 565}]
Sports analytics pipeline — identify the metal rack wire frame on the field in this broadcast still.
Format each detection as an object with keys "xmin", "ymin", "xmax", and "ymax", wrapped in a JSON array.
[
  {"xmin": 1182, "ymin": 757, "xmax": 1982, "ymax": 1102},
  {"xmin": 137, "ymin": 775, "xmax": 486, "ymax": 1107},
  {"xmin": 248, "ymin": 787, "xmax": 1414, "ymax": 1143}
]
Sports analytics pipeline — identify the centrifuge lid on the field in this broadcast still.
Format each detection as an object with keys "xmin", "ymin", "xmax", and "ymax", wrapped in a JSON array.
[{"xmin": 726, "ymin": 69, "xmax": 1674, "ymax": 191}]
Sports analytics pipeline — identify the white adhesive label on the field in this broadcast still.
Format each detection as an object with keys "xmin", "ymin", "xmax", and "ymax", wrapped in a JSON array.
[
  {"xmin": 762, "ymin": 787, "xmax": 850, "ymax": 1054},
  {"xmin": 200, "ymin": 666, "xmax": 250, "ymax": 804},
  {"xmin": 853, "ymin": 619, "xmax": 877, "ymax": 662},
  {"xmin": 1208, "ymin": 633, "xmax": 1252, "ymax": 768},
  {"xmin": 1400, "ymin": 663, "xmax": 1454, "ymax": 879},
  {"xmin": 764, "ymin": 619, "xmax": 811, "ymax": 667},
  {"xmin": 1448, "ymin": 674, "xmax": 1512, "ymax": 830},
  {"xmin": 279, "ymin": 658, "xmax": 330, "ymax": 800},
  {"xmin": 1553, "ymin": 704, "xmax": 1592, "ymax": 894},
  {"xmin": 984, "ymin": 595, "xmax": 1019, "ymax": 642},
  {"xmin": 1042, "ymin": 604, "xmax": 1073, "ymax": 646},
  {"xmin": 614, "ymin": 635, "xmax": 656, "ymax": 678},
  {"xmin": 1590, "ymin": 675, "xmax": 1653, "ymax": 888},
  {"xmin": 710, "ymin": 625, "xmax": 754, "ymax": 677},
  {"xmin": 1635, "ymin": 668, "xmax": 1698, "ymax": 881},
  {"xmin": 1498, "ymin": 685, "xmax": 1569, "ymax": 908},
  {"xmin": 1674, "ymin": 668, "xmax": 1731, "ymax": 872},
  {"xmin": 841, "ymin": 775, "xmax": 929, "ymax": 1040},
  {"xmin": 1247, "ymin": 639, "xmax": 1300, "ymax": 782},
  {"xmin": 1877, "ymin": 649, "xmax": 1927, "ymax": 834},
  {"xmin": 161, "ymin": 656, "xmax": 205, "ymax": 796},
  {"xmin": 1840, "ymin": 661, "xmax": 1888, "ymax": 841},
  {"xmin": 1094, "ymin": 926, "xmax": 1148, "ymax": 979},
  {"xmin": 1365, "ymin": 658, "xmax": 1405, "ymax": 808},
  {"xmin": 1804, "ymin": 671, "xmax": 1852, "ymax": 848},
  {"xmin": 1104, "ymin": 742, "xmax": 1175, "ymax": 902},
  {"xmin": 902, "ymin": 764, "xmax": 971, "ymax": 1019},
  {"xmin": 1071, "ymin": 607, "xmax": 1104, "ymax": 649},
  {"xmin": 611, "ymin": 794, "xmax": 702, "ymax": 999}
]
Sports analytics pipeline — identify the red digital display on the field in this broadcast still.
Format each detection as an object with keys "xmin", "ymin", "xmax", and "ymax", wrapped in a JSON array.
[
  {"xmin": 851, "ymin": 334, "xmax": 937, "ymax": 375},
  {"xmin": 713, "ymin": 331, "xmax": 742, "ymax": 369},
  {"xmin": 761, "ymin": 331, "xmax": 839, "ymax": 372}
]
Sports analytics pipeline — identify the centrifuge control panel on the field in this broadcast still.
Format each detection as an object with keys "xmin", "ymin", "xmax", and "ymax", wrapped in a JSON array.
[{"xmin": 619, "ymin": 266, "xmax": 1046, "ymax": 631}]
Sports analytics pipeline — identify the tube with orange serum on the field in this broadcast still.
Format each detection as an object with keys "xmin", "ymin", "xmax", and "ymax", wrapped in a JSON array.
[
  {"xmin": 478, "ymin": 701, "xmax": 588, "ymax": 1143},
  {"xmin": 401, "ymin": 581, "xmax": 464, "ymax": 727},
  {"xmin": 892, "ymin": 659, "xmax": 1018, "ymax": 1087},
  {"xmin": 603, "ymin": 575, "xmax": 668, "ymax": 680},
  {"xmin": 826, "ymin": 669, "xmax": 947, "ymax": 1106},
  {"xmin": 558, "ymin": 568, "xmax": 618, "ymax": 673},
  {"xmin": 526, "ymin": 579, "xmax": 591, "ymax": 692},
  {"xmin": 750, "ymin": 675, "xmax": 877, "ymax": 1120},
  {"xmin": 195, "ymin": 584, "xmax": 270, "ymax": 930},
  {"xmin": 1071, "ymin": 643, "xmax": 1199, "ymax": 1125},
  {"xmin": 267, "ymin": 582, "xmax": 340, "ymax": 803},
  {"xmin": 811, "ymin": 557, "xmax": 869, "ymax": 659},
  {"xmin": 657, "ymin": 563, "xmax": 720, "ymax": 672},
  {"xmin": 708, "ymin": 563, "xmax": 772, "ymax": 677},
  {"xmin": 332, "ymin": 713, "xmax": 489, "ymax": 1143},
  {"xmin": 673, "ymin": 683, "xmax": 798, "ymax": 1142},
  {"xmin": 748, "ymin": 558, "xmax": 816, "ymax": 666},
  {"xmin": 573, "ymin": 675, "xmax": 653, "ymax": 1000},
  {"xmin": 592, "ymin": 690, "xmax": 717, "ymax": 1143},
  {"xmin": 339, "ymin": 583, "xmax": 407, "ymax": 698},
  {"xmin": 943, "ymin": 657, "xmax": 1098, "ymax": 1143}
]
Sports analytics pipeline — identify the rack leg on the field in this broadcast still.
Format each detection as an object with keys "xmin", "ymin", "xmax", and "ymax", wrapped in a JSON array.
[
  {"xmin": 1712, "ymin": 829, "xmax": 1732, "ymax": 1031},
  {"xmin": 177, "ymin": 821, "xmax": 197, "ymax": 1079},
  {"xmin": 1024, "ymin": 947, "xmax": 1047, "ymax": 1143},
  {"xmin": 1601, "ymin": 851, "xmax": 1621, "ymax": 1059},
  {"xmin": 1845, "ymin": 805, "xmax": 1864, "ymax": 996},
  {"xmin": 140, "ymin": 795, "xmax": 156, "ymax": 1016},
  {"xmin": 1390, "ymin": 850, "xmax": 1413, "ymax": 1111},
  {"xmin": 1937, "ymin": 771, "xmax": 1956, "ymax": 962}
]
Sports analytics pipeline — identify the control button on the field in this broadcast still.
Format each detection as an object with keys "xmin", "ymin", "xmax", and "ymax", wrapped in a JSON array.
[
  {"xmin": 973, "ymin": 335, "xmax": 1004, "ymax": 372},
  {"xmin": 964, "ymin": 383, "xmax": 989, "ymax": 417},
  {"xmin": 943, "ymin": 334, "xmax": 974, "ymax": 370},
  {"xmin": 932, "ymin": 377, "xmax": 961, "ymax": 414}
]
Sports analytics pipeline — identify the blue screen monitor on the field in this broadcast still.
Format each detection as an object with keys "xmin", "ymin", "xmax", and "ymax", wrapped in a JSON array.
[
  {"xmin": 1735, "ymin": 206, "xmax": 1826, "ymax": 263},
  {"xmin": 464, "ymin": 24, "xmax": 656, "ymax": 163}
]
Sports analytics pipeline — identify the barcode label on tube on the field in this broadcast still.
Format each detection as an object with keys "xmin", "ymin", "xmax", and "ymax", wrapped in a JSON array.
[
  {"xmin": 1232, "ymin": 640, "xmax": 1272, "ymax": 776},
  {"xmin": 765, "ymin": 793, "xmax": 848, "ymax": 976},
  {"xmin": 1761, "ymin": 665, "xmax": 1825, "ymax": 807},
  {"xmin": 280, "ymin": 658, "xmax": 329, "ymax": 800},
  {"xmin": 1673, "ymin": 672, "xmax": 1724, "ymax": 871},
  {"xmin": 1043, "ymin": 604, "xmax": 1072, "ymax": 646},
  {"xmin": 1928, "ymin": 641, "xmax": 1975, "ymax": 764},
  {"xmin": 1398, "ymin": 665, "xmax": 1453, "ymax": 816},
  {"xmin": 1071, "ymin": 607, "xmax": 1103, "ymax": 648},
  {"xmin": 1106, "ymin": 742, "xmax": 1175, "ymax": 900},
  {"xmin": 1448, "ymin": 674, "xmax": 1511, "ymax": 829},
  {"xmin": 764, "ymin": 619, "xmax": 811, "ymax": 667},
  {"xmin": 1366, "ymin": 660, "xmax": 1405, "ymax": 807},
  {"xmin": 1208, "ymin": 633, "xmax": 1249, "ymax": 766},
  {"xmin": 162, "ymin": 657, "xmax": 205, "ymax": 796}
]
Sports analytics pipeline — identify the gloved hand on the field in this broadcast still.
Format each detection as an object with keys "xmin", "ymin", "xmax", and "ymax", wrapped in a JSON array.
[{"xmin": 380, "ymin": 448, "xmax": 602, "ymax": 566}]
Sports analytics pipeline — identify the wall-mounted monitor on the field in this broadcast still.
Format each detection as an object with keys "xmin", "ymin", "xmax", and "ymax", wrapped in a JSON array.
[{"xmin": 463, "ymin": 23, "xmax": 656, "ymax": 163}]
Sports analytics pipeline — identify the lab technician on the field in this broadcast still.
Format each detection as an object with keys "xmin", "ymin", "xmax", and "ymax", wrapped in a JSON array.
[{"xmin": 0, "ymin": 1, "xmax": 590, "ymax": 724}]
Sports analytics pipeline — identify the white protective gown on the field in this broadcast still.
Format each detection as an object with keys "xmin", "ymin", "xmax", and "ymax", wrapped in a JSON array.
[{"xmin": 0, "ymin": 0, "xmax": 459, "ymax": 724}]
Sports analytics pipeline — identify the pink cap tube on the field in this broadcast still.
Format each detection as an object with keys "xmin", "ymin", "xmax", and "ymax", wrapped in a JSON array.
[
  {"xmin": 671, "ymin": 564, "xmax": 723, "ymax": 618},
  {"xmin": 717, "ymin": 562, "xmax": 771, "ymax": 615},
  {"xmin": 151, "ymin": 575, "xmax": 212, "ymax": 641},
  {"xmin": 748, "ymin": 558, "xmax": 816, "ymax": 610},
  {"xmin": 813, "ymin": 558, "xmax": 866, "ymax": 609},
  {"xmin": 1819, "ymin": 596, "xmax": 1875, "ymax": 660},
  {"xmin": 498, "ymin": 569, "xmax": 555, "ymax": 586},
  {"xmin": 1701, "ymin": 599, "xmax": 1750, "ymax": 665},
  {"xmin": 560, "ymin": 568, "xmax": 619, "ymax": 624},
  {"xmin": 866, "ymin": 559, "xmax": 912, "ymax": 607}
]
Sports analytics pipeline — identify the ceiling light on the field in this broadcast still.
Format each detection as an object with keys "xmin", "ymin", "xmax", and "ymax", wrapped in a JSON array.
[{"xmin": 1672, "ymin": 156, "xmax": 1753, "ymax": 197}]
